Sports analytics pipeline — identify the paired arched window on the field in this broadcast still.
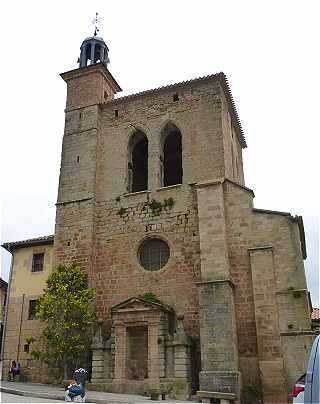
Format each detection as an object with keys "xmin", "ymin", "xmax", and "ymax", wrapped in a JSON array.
[
  {"xmin": 128, "ymin": 131, "xmax": 148, "ymax": 193},
  {"xmin": 127, "ymin": 123, "xmax": 182, "ymax": 193},
  {"xmin": 161, "ymin": 123, "xmax": 182, "ymax": 187}
]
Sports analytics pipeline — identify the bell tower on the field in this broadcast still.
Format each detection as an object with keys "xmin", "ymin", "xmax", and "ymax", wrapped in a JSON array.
[
  {"xmin": 60, "ymin": 20, "xmax": 121, "ymax": 110},
  {"xmin": 54, "ymin": 26, "xmax": 121, "ymax": 270}
]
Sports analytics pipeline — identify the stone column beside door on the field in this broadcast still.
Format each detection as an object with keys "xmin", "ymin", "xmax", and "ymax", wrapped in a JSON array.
[
  {"xmin": 148, "ymin": 322, "xmax": 161, "ymax": 394},
  {"xmin": 91, "ymin": 319, "xmax": 106, "ymax": 383},
  {"xmin": 172, "ymin": 314, "xmax": 192, "ymax": 399}
]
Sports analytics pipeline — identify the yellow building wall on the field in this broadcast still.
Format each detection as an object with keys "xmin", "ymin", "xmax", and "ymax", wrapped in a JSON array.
[
  {"xmin": 3, "ymin": 243, "xmax": 53, "ymax": 381},
  {"xmin": 0, "ymin": 287, "xmax": 7, "ymax": 320},
  {"xmin": 10, "ymin": 245, "xmax": 53, "ymax": 297}
]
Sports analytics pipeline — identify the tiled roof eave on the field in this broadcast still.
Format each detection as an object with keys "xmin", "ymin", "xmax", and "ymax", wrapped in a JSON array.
[
  {"xmin": 218, "ymin": 73, "xmax": 247, "ymax": 148},
  {"xmin": 2, "ymin": 235, "xmax": 54, "ymax": 252},
  {"xmin": 0, "ymin": 278, "xmax": 8, "ymax": 290}
]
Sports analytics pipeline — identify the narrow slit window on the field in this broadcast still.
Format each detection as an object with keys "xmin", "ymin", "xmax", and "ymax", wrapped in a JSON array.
[{"xmin": 173, "ymin": 93, "xmax": 179, "ymax": 101}]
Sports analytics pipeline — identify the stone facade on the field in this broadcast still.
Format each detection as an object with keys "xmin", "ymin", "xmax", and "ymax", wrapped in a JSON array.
[{"xmin": 2, "ymin": 46, "xmax": 316, "ymax": 403}]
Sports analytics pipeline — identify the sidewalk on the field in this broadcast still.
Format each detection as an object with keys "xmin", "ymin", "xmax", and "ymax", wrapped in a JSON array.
[{"xmin": 0, "ymin": 381, "xmax": 197, "ymax": 403}]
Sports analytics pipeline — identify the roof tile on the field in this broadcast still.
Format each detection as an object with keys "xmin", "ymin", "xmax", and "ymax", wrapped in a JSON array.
[
  {"xmin": 312, "ymin": 308, "xmax": 320, "ymax": 320},
  {"xmin": 2, "ymin": 235, "xmax": 54, "ymax": 251}
]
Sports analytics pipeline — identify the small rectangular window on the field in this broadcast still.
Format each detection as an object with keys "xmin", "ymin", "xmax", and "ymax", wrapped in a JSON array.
[
  {"xmin": 28, "ymin": 300, "xmax": 38, "ymax": 320},
  {"xmin": 115, "ymin": 109, "xmax": 119, "ymax": 117},
  {"xmin": 173, "ymin": 93, "xmax": 179, "ymax": 101},
  {"xmin": 32, "ymin": 253, "xmax": 44, "ymax": 272}
]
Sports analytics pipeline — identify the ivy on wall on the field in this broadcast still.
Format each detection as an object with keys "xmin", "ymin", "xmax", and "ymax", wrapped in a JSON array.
[
  {"xmin": 144, "ymin": 197, "xmax": 175, "ymax": 216},
  {"xmin": 117, "ymin": 197, "xmax": 175, "ymax": 218}
]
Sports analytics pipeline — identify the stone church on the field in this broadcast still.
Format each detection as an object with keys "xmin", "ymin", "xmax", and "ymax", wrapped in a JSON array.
[{"xmin": 2, "ymin": 33, "xmax": 316, "ymax": 403}]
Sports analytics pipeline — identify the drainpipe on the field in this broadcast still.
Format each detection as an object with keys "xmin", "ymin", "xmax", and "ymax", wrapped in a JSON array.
[
  {"xmin": 0, "ymin": 245, "xmax": 14, "ymax": 378},
  {"xmin": 17, "ymin": 293, "xmax": 25, "ymax": 362}
]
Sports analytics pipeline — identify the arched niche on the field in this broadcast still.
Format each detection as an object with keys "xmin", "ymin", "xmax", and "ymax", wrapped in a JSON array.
[
  {"xmin": 128, "ymin": 131, "xmax": 148, "ymax": 193},
  {"xmin": 160, "ymin": 123, "xmax": 182, "ymax": 187}
]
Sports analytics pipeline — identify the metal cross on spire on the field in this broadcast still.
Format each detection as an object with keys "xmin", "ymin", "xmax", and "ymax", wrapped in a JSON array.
[{"xmin": 92, "ymin": 12, "xmax": 101, "ymax": 37}]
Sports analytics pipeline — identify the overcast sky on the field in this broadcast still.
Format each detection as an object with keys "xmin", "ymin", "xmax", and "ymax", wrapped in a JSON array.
[{"xmin": 0, "ymin": 0, "xmax": 319, "ymax": 305}]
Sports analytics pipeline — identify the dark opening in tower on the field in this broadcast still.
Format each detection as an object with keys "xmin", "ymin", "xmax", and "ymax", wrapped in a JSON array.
[
  {"xmin": 94, "ymin": 44, "xmax": 102, "ymax": 63},
  {"xmin": 85, "ymin": 43, "xmax": 91, "ymax": 65},
  {"xmin": 162, "ymin": 124, "xmax": 182, "ymax": 187},
  {"xmin": 128, "ymin": 131, "xmax": 148, "ymax": 193}
]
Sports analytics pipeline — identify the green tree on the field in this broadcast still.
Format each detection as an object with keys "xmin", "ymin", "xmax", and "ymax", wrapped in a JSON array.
[{"xmin": 30, "ymin": 263, "xmax": 96, "ymax": 379}]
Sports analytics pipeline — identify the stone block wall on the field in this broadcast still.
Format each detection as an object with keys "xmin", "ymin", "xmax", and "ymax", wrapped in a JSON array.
[
  {"xmin": 223, "ymin": 179, "xmax": 313, "ymax": 402},
  {"xmin": 48, "ymin": 65, "xmax": 314, "ymax": 402},
  {"xmin": 57, "ymin": 127, "xmax": 97, "ymax": 203},
  {"xmin": 281, "ymin": 332, "xmax": 315, "ymax": 393},
  {"xmin": 92, "ymin": 184, "xmax": 200, "ymax": 337},
  {"xmin": 221, "ymin": 90, "xmax": 245, "ymax": 185},
  {"xmin": 98, "ymin": 79, "xmax": 231, "ymax": 200},
  {"xmin": 61, "ymin": 64, "xmax": 120, "ymax": 110},
  {"xmin": 2, "ymin": 62, "xmax": 314, "ymax": 402},
  {"xmin": 54, "ymin": 200, "xmax": 95, "ymax": 275},
  {"xmin": 54, "ymin": 73, "xmax": 244, "ymax": 340}
]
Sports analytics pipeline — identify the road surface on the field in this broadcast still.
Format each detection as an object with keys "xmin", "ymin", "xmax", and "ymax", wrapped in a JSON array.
[{"xmin": 1, "ymin": 392, "xmax": 63, "ymax": 403}]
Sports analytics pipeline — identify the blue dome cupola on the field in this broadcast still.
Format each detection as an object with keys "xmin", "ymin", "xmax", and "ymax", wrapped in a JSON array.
[
  {"xmin": 78, "ymin": 36, "xmax": 110, "ymax": 68},
  {"xmin": 78, "ymin": 13, "xmax": 110, "ymax": 68}
]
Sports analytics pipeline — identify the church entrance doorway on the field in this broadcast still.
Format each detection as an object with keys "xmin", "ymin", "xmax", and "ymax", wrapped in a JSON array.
[{"xmin": 126, "ymin": 325, "xmax": 148, "ymax": 380}]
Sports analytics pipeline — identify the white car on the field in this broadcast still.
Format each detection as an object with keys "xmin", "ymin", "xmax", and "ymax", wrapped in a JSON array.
[
  {"xmin": 292, "ymin": 335, "xmax": 320, "ymax": 403},
  {"xmin": 292, "ymin": 373, "xmax": 305, "ymax": 403}
]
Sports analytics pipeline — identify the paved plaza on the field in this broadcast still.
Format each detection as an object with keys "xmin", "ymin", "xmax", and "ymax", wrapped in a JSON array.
[{"xmin": 0, "ymin": 381, "xmax": 198, "ymax": 403}]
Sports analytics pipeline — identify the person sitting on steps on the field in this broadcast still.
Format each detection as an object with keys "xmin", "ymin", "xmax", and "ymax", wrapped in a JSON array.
[{"xmin": 8, "ymin": 360, "xmax": 20, "ymax": 381}]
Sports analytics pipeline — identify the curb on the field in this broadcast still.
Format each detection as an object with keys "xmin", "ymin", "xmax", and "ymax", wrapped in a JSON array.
[
  {"xmin": 0, "ymin": 386, "xmax": 65, "ymax": 401},
  {"xmin": 0, "ymin": 386, "xmax": 193, "ymax": 404},
  {"xmin": 0, "ymin": 386, "xmax": 104, "ymax": 403}
]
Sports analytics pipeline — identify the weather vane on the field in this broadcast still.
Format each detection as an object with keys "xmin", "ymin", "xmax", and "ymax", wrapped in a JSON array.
[{"xmin": 92, "ymin": 12, "xmax": 101, "ymax": 37}]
